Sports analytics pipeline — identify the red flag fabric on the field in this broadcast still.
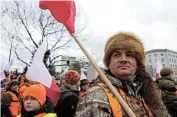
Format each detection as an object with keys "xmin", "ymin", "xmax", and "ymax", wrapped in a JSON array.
[
  {"xmin": 39, "ymin": 0, "xmax": 76, "ymax": 33},
  {"xmin": 44, "ymin": 79, "xmax": 60, "ymax": 106}
]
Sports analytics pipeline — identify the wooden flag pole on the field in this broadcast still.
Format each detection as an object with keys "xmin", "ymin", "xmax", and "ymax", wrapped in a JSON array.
[{"xmin": 71, "ymin": 33, "xmax": 136, "ymax": 117}]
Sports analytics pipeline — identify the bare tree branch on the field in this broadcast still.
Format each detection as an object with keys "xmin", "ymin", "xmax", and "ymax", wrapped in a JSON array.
[
  {"xmin": 50, "ymin": 55, "xmax": 63, "ymax": 63},
  {"xmin": 50, "ymin": 35, "xmax": 63, "ymax": 51},
  {"xmin": 15, "ymin": 1, "xmax": 38, "ymax": 48},
  {"xmin": 8, "ymin": 38, "xmax": 13, "ymax": 62},
  {"xmin": 51, "ymin": 38, "xmax": 72, "ymax": 53},
  {"xmin": 14, "ymin": 48, "xmax": 30, "ymax": 66},
  {"xmin": 1, "ymin": 1, "xmax": 87, "ymax": 71},
  {"xmin": 55, "ymin": 64, "xmax": 69, "ymax": 66}
]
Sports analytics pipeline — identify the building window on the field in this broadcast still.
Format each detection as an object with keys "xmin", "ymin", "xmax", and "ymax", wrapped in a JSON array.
[
  {"xmin": 154, "ymin": 54, "xmax": 157, "ymax": 57},
  {"xmin": 161, "ymin": 58, "xmax": 164, "ymax": 62},
  {"xmin": 161, "ymin": 53, "xmax": 163, "ymax": 56},
  {"xmin": 170, "ymin": 64, "xmax": 172, "ymax": 68},
  {"xmin": 155, "ymin": 59, "xmax": 157, "ymax": 62},
  {"xmin": 148, "ymin": 55, "xmax": 151, "ymax": 58},
  {"xmin": 169, "ymin": 59, "xmax": 171, "ymax": 62},
  {"xmin": 163, "ymin": 64, "xmax": 165, "ymax": 67},
  {"xmin": 149, "ymin": 59, "xmax": 152, "ymax": 63}
]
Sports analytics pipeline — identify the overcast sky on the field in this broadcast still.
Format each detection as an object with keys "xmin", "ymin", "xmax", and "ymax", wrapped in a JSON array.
[
  {"xmin": 71, "ymin": 0, "xmax": 177, "ymax": 66},
  {"xmin": 1, "ymin": 0, "xmax": 177, "ymax": 71},
  {"xmin": 78, "ymin": 0, "xmax": 177, "ymax": 50}
]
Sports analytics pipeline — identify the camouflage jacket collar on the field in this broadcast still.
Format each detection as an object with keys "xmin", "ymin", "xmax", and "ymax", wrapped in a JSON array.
[
  {"xmin": 96, "ymin": 69, "xmax": 143, "ymax": 99},
  {"xmin": 96, "ymin": 69, "xmax": 123, "ymax": 89}
]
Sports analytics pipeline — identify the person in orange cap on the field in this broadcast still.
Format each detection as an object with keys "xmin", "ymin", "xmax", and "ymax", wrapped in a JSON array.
[
  {"xmin": 17, "ymin": 84, "xmax": 56, "ymax": 117},
  {"xmin": 55, "ymin": 70, "xmax": 80, "ymax": 117}
]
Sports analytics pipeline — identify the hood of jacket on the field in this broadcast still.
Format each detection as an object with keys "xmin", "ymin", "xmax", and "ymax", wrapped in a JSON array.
[{"xmin": 61, "ymin": 85, "xmax": 79, "ymax": 94}]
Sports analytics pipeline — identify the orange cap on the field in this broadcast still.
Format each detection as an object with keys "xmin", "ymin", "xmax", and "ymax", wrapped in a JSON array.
[{"xmin": 23, "ymin": 84, "xmax": 46, "ymax": 106}]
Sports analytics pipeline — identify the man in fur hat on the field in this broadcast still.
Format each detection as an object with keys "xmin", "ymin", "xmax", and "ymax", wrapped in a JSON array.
[{"xmin": 75, "ymin": 32, "xmax": 170, "ymax": 117}]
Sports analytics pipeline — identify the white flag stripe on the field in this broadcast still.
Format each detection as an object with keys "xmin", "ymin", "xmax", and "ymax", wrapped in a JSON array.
[
  {"xmin": 80, "ymin": 69, "xmax": 87, "ymax": 80},
  {"xmin": 26, "ymin": 42, "xmax": 52, "ymax": 88},
  {"xmin": 156, "ymin": 60, "xmax": 163, "ymax": 78}
]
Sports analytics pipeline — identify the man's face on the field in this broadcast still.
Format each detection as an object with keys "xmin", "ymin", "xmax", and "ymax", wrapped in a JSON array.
[
  {"xmin": 81, "ymin": 83, "xmax": 90, "ymax": 91},
  {"xmin": 10, "ymin": 84, "xmax": 18, "ymax": 92},
  {"xmin": 169, "ymin": 72, "xmax": 176, "ymax": 80},
  {"xmin": 60, "ymin": 79, "xmax": 65, "ymax": 85},
  {"xmin": 108, "ymin": 49, "xmax": 137, "ymax": 82}
]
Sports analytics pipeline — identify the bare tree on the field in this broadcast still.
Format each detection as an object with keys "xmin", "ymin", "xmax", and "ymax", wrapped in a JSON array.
[{"xmin": 1, "ymin": 0, "xmax": 88, "ymax": 70}]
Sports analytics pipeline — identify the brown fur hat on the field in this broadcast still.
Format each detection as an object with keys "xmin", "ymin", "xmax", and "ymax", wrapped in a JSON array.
[{"xmin": 104, "ymin": 32, "xmax": 145, "ymax": 68}]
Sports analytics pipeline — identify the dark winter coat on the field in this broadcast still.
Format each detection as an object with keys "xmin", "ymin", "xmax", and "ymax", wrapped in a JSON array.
[
  {"xmin": 156, "ymin": 77, "xmax": 177, "ymax": 92},
  {"xmin": 1, "ymin": 89, "xmax": 19, "ymax": 117},
  {"xmin": 157, "ymin": 77, "xmax": 177, "ymax": 117},
  {"xmin": 55, "ymin": 85, "xmax": 79, "ymax": 117},
  {"xmin": 162, "ymin": 92, "xmax": 177, "ymax": 117},
  {"xmin": 20, "ymin": 96, "xmax": 55, "ymax": 117}
]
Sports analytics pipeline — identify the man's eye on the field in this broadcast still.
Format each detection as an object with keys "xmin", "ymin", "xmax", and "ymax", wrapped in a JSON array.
[
  {"xmin": 113, "ymin": 53, "xmax": 120, "ymax": 57},
  {"xmin": 127, "ymin": 53, "xmax": 134, "ymax": 57},
  {"xmin": 31, "ymin": 97, "xmax": 36, "ymax": 100},
  {"xmin": 24, "ymin": 97, "xmax": 30, "ymax": 100}
]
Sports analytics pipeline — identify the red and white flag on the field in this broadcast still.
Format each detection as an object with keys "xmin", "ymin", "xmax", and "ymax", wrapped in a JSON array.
[
  {"xmin": 26, "ymin": 42, "xmax": 60, "ymax": 105},
  {"xmin": 39, "ymin": 0, "xmax": 76, "ymax": 33},
  {"xmin": 155, "ymin": 60, "xmax": 163, "ymax": 80}
]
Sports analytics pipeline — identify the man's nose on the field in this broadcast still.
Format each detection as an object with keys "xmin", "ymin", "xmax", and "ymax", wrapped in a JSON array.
[
  {"xmin": 27, "ymin": 98, "xmax": 31, "ymax": 103},
  {"xmin": 119, "ymin": 54, "xmax": 127, "ymax": 61}
]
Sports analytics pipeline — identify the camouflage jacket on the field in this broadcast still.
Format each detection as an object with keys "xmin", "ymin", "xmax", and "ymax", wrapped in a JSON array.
[{"xmin": 75, "ymin": 70, "xmax": 171, "ymax": 117}]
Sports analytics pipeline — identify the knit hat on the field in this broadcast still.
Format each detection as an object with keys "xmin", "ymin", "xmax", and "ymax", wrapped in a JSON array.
[
  {"xmin": 160, "ymin": 68, "xmax": 173, "ymax": 77},
  {"xmin": 65, "ymin": 70, "xmax": 80, "ymax": 85},
  {"xmin": 104, "ymin": 32, "xmax": 145, "ymax": 68},
  {"xmin": 23, "ymin": 84, "xmax": 46, "ymax": 106}
]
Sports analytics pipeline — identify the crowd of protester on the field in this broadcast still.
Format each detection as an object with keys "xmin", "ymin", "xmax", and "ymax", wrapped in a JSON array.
[{"xmin": 1, "ymin": 32, "xmax": 177, "ymax": 117}]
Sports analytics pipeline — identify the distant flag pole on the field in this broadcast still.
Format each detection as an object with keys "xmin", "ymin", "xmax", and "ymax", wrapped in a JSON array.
[
  {"xmin": 39, "ymin": 1, "xmax": 136, "ymax": 116},
  {"xmin": 156, "ymin": 60, "xmax": 163, "ymax": 80}
]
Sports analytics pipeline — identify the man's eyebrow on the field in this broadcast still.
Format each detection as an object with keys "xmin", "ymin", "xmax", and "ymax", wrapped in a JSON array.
[{"xmin": 114, "ymin": 50, "xmax": 121, "ymax": 52}]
